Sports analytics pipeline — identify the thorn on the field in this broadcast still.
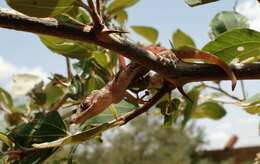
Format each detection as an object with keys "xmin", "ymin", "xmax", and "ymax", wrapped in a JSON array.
[
  {"xmin": 103, "ymin": 30, "xmax": 129, "ymax": 35},
  {"xmin": 230, "ymin": 72, "xmax": 237, "ymax": 91},
  {"xmin": 177, "ymin": 87, "xmax": 193, "ymax": 102},
  {"xmin": 169, "ymin": 40, "xmax": 175, "ymax": 50}
]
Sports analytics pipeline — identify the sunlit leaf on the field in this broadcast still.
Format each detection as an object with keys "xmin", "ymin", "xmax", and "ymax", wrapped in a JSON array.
[
  {"xmin": 93, "ymin": 51, "xmax": 110, "ymax": 68},
  {"xmin": 182, "ymin": 86, "xmax": 202, "ymax": 127},
  {"xmin": 11, "ymin": 74, "xmax": 43, "ymax": 95},
  {"xmin": 39, "ymin": 35, "xmax": 95, "ymax": 59},
  {"xmin": 193, "ymin": 101, "xmax": 226, "ymax": 120},
  {"xmin": 210, "ymin": 11, "xmax": 249, "ymax": 38},
  {"xmin": 172, "ymin": 29, "xmax": 196, "ymax": 49},
  {"xmin": 243, "ymin": 92, "xmax": 260, "ymax": 114},
  {"xmin": 203, "ymin": 29, "xmax": 260, "ymax": 63},
  {"xmin": 33, "ymin": 121, "xmax": 115, "ymax": 148},
  {"xmin": 84, "ymin": 100, "xmax": 136, "ymax": 125},
  {"xmin": 115, "ymin": 10, "xmax": 128, "ymax": 26},
  {"xmin": 0, "ymin": 87, "xmax": 13, "ymax": 111},
  {"xmin": 44, "ymin": 81, "xmax": 64, "ymax": 109},
  {"xmin": 6, "ymin": 0, "xmax": 75, "ymax": 18},
  {"xmin": 185, "ymin": 0, "xmax": 219, "ymax": 7},
  {"xmin": 131, "ymin": 26, "xmax": 159, "ymax": 44},
  {"xmin": 107, "ymin": 0, "xmax": 139, "ymax": 15},
  {"xmin": 0, "ymin": 132, "xmax": 14, "ymax": 147}
]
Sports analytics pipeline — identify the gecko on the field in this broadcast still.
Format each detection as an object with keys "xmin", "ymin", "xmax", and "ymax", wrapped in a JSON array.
[{"xmin": 145, "ymin": 45, "xmax": 237, "ymax": 100}]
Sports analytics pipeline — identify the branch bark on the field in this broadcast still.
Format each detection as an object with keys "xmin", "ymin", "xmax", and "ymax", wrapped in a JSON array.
[{"xmin": 0, "ymin": 9, "xmax": 259, "ymax": 84}]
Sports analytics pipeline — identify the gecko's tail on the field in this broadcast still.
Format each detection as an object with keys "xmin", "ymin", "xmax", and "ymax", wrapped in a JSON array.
[{"xmin": 174, "ymin": 50, "xmax": 237, "ymax": 91}]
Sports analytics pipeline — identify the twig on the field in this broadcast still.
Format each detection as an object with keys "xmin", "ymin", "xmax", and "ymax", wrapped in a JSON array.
[
  {"xmin": 122, "ymin": 86, "xmax": 169, "ymax": 124},
  {"xmin": 0, "ymin": 9, "xmax": 259, "ymax": 84},
  {"xmin": 206, "ymin": 85, "xmax": 243, "ymax": 101},
  {"xmin": 66, "ymin": 57, "xmax": 73, "ymax": 80},
  {"xmin": 240, "ymin": 80, "xmax": 247, "ymax": 100}
]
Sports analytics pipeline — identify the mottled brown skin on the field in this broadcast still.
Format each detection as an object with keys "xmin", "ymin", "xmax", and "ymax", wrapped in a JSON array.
[{"xmin": 145, "ymin": 45, "xmax": 237, "ymax": 100}]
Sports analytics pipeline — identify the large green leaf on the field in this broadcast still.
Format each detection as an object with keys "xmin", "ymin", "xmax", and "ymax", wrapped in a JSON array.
[
  {"xmin": 172, "ymin": 29, "xmax": 196, "ymax": 49},
  {"xmin": 203, "ymin": 29, "xmax": 260, "ymax": 63},
  {"xmin": 11, "ymin": 74, "xmax": 43, "ymax": 95},
  {"xmin": 131, "ymin": 26, "xmax": 159, "ymax": 44},
  {"xmin": 8, "ymin": 112, "xmax": 67, "ymax": 163},
  {"xmin": 6, "ymin": 0, "xmax": 75, "ymax": 18},
  {"xmin": 39, "ymin": 35, "xmax": 95, "ymax": 59},
  {"xmin": 210, "ymin": 11, "xmax": 249, "ymax": 38},
  {"xmin": 193, "ymin": 101, "xmax": 226, "ymax": 120},
  {"xmin": 107, "ymin": 0, "xmax": 139, "ymax": 15},
  {"xmin": 185, "ymin": 0, "xmax": 219, "ymax": 7}
]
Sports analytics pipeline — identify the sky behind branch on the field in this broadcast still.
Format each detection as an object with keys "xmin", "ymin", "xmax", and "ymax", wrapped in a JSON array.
[{"xmin": 0, "ymin": 0, "xmax": 259, "ymax": 150}]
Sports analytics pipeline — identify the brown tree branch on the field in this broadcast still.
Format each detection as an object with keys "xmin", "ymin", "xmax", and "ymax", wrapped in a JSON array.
[{"xmin": 0, "ymin": 9, "xmax": 259, "ymax": 84}]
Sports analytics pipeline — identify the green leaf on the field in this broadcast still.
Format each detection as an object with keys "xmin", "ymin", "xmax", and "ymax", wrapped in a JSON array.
[
  {"xmin": 93, "ymin": 51, "xmax": 110, "ymax": 68},
  {"xmin": 108, "ymin": 104, "xmax": 118, "ymax": 119},
  {"xmin": 11, "ymin": 74, "xmax": 43, "ymax": 95},
  {"xmin": 33, "ymin": 116, "xmax": 123, "ymax": 148},
  {"xmin": 39, "ymin": 35, "xmax": 95, "ymax": 59},
  {"xmin": 107, "ymin": 0, "xmax": 139, "ymax": 15},
  {"xmin": 244, "ymin": 92, "xmax": 260, "ymax": 105},
  {"xmin": 57, "ymin": 6, "xmax": 91, "ymax": 25},
  {"xmin": 6, "ymin": 0, "xmax": 75, "ymax": 18},
  {"xmin": 0, "ymin": 132, "xmax": 14, "ymax": 147},
  {"xmin": 210, "ymin": 11, "xmax": 249, "ymax": 38},
  {"xmin": 172, "ymin": 29, "xmax": 196, "ymax": 49},
  {"xmin": 193, "ymin": 101, "xmax": 226, "ymax": 120},
  {"xmin": 85, "ymin": 100, "xmax": 136, "ymax": 125},
  {"xmin": 0, "ymin": 87, "xmax": 13, "ymax": 111},
  {"xmin": 182, "ymin": 86, "xmax": 202, "ymax": 127},
  {"xmin": 115, "ymin": 10, "xmax": 128, "ymax": 26},
  {"xmin": 161, "ymin": 99, "xmax": 181, "ymax": 128},
  {"xmin": 7, "ymin": 112, "xmax": 67, "ymax": 163},
  {"xmin": 44, "ymin": 81, "xmax": 64, "ymax": 109},
  {"xmin": 203, "ymin": 29, "xmax": 260, "ymax": 63},
  {"xmin": 32, "ymin": 112, "xmax": 68, "ymax": 142},
  {"xmin": 67, "ymin": 75, "xmax": 85, "ymax": 100},
  {"xmin": 131, "ymin": 26, "xmax": 159, "ymax": 44},
  {"xmin": 185, "ymin": 0, "xmax": 219, "ymax": 7},
  {"xmin": 243, "ymin": 93, "xmax": 260, "ymax": 114},
  {"xmin": 86, "ymin": 74, "xmax": 106, "ymax": 93}
]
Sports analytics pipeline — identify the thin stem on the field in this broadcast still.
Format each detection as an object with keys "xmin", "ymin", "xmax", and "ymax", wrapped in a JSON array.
[
  {"xmin": 66, "ymin": 57, "xmax": 73, "ymax": 80},
  {"xmin": 122, "ymin": 86, "xmax": 169, "ymax": 124},
  {"xmin": 240, "ymin": 80, "xmax": 247, "ymax": 100},
  {"xmin": 0, "ymin": 9, "xmax": 259, "ymax": 83},
  {"xmin": 206, "ymin": 85, "xmax": 243, "ymax": 101}
]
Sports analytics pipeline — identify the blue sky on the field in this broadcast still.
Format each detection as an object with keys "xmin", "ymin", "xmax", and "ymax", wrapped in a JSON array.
[{"xmin": 0, "ymin": 0, "xmax": 259, "ymax": 149}]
